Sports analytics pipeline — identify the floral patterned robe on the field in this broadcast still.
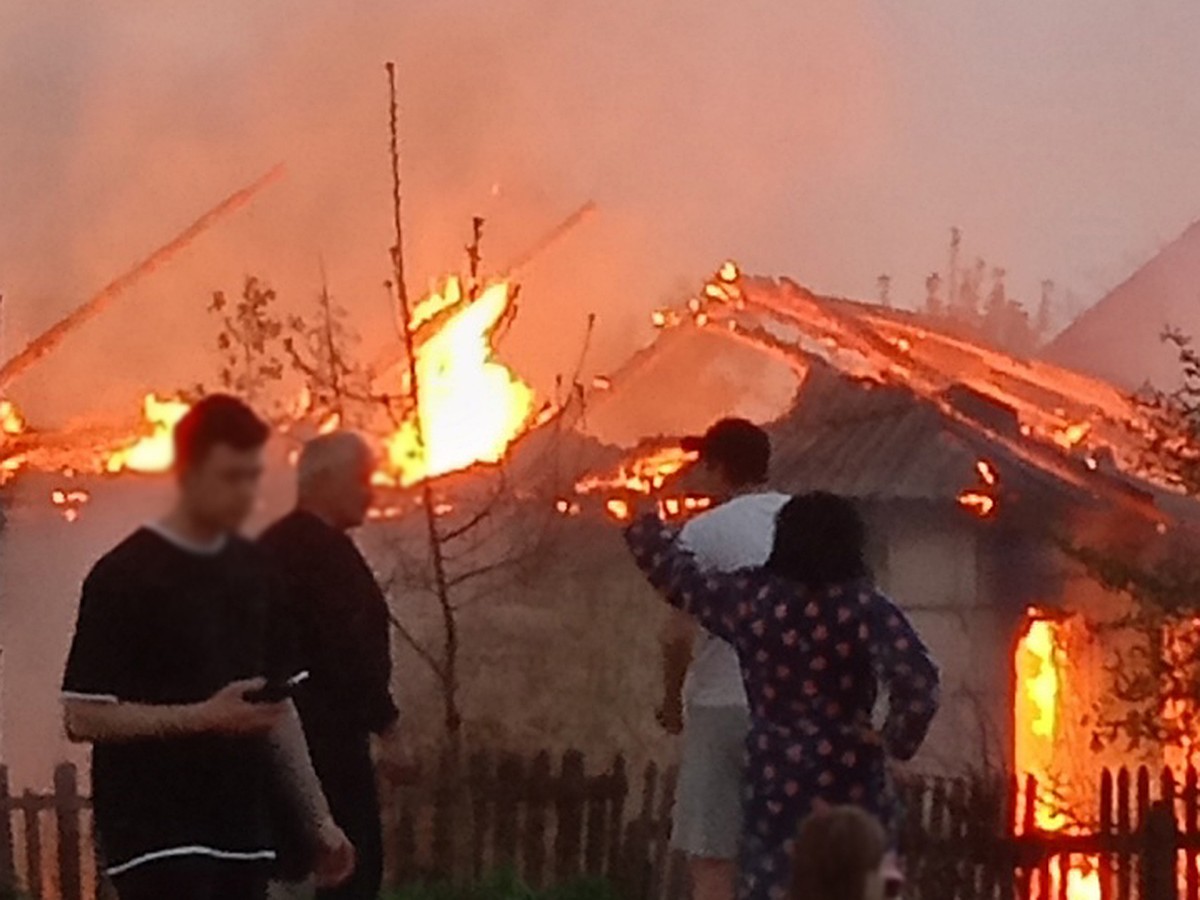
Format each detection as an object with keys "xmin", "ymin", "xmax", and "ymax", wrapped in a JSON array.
[{"xmin": 625, "ymin": 515, "xmax": 940, "ymax": 900}]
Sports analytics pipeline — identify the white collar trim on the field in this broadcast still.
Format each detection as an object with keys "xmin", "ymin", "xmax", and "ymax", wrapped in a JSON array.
[{"xmin": 145, "ymin": 522, "xmax": 228, "ymax": 556}]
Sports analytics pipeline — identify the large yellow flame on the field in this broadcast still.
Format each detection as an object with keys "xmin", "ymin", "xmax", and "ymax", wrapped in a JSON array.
[
  {"xmin": 104, "ymin": 394, "xmax": 191, "ymax": 474},
  {"xmin": 383, "ymin": 278, "xmax": 535, "ymax": 486},
  {"xmin": 1015, "ymin": 614, "xmax": 1100, "ymax": 900}
]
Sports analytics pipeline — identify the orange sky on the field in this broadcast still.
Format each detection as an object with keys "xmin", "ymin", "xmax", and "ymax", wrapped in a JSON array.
[{"xmin": 2, "ymin": 2, "xmax": 1199, "ymax": 425}]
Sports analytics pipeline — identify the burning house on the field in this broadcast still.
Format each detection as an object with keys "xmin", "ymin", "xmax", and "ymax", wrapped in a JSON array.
[
  {"xmin": 1, "ymin": 234, "xmax": 1199, "ymax": 900},
  {"xmin": 567, "ymin": 266, "xmax": 1200, "ymax": 898}
]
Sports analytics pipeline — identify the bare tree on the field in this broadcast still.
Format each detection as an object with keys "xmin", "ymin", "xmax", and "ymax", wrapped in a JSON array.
[{"xmin": 377, "ymin": 64, "xmax": 591, "ymax": 760}]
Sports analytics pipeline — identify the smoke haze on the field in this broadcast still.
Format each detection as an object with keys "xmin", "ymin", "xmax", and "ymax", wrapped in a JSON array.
[{"xmin": 2, "ymin": 2, "xmax": 1200, "ymax": 423}]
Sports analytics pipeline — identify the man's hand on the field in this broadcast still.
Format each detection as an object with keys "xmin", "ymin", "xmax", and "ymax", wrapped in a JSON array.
[
  {"xmin": 655, "ymin": 697, "xmax": 684, "ymax": 736},
  {"xmin": 198, "ymin": 678, "xmax": 288, "ymax": 736},
  {"xmin": 312, "ymin": 817, "xmax": 356, "ymax": 888}
]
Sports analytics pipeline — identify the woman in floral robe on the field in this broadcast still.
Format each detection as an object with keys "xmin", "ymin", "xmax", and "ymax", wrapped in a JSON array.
[{"xmin": 625, "ymin": 492, "xmax": 939, "ymax": 900}]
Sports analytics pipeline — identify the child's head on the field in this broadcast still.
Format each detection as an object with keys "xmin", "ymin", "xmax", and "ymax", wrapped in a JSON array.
[{"xmin": 791, "ymin": 805, "xmax": 892, "ymax": 900}]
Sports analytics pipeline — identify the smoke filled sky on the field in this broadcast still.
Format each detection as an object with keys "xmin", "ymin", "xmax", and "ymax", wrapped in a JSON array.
[{"xmin": 2, "ymin": 2, "xmax": 1200, "ymax": 424}]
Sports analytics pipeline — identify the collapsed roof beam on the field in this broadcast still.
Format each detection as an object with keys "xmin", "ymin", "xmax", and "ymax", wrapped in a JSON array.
[{"xmin": 0, "ymin": 164, "xmax": 285, "ymax": 391}]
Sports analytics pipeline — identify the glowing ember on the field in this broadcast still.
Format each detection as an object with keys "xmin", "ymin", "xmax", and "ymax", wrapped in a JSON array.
[
  {"xmin": 958, "ymin": 459, "xmax": 999, "ymax": 517},
  {"xmin": 1015, "ymin": 614, "xmax": 1101, "ymax": 900},
  {"xmin": 105, "ymin": 394, "xmax": 191, "ymax": 474},
  {"xmin": 606, "ymin": 498, "xmax": 630, "ymax": 521},
  {"xmin": 957, "ymin": 492, "xmax": 995, "ymax": 517},
  {"xmin": 718, "ymin": 260, "xmax": 740, "ymax": 283},
  {"xmin": 1053, "ymin": 421, "xmax": 1092, "ymax": 450},
  {"xmin": 382, "ymin": 278, "xmax": 535, "ymax": 486},
  {"xmin": 51, "ymin": 487, "xmax": 91, "ymax": 523}
]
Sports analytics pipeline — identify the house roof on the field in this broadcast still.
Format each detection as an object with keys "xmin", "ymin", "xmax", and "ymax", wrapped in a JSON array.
[
  {"xmin": 1043, "ymin": 219, "xmax": 1200, "ymax": 389},
  {"xmin": 766, "ymin": 365, "xmax": 976, "ymax": 502},
  {"xmin": 582, "ymin": 268, "xmax": 1185, "ymax": 530}
]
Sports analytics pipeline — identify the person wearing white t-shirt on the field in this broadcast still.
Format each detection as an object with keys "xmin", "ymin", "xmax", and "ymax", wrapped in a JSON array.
[{"xmin": 658, "ymin": 419, "xmax": 787, "ymax": 900}]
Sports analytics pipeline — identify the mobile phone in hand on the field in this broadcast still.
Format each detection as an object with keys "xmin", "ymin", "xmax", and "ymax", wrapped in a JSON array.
[{"xmin": 245, "ymin": 671, "xmax": 310, "ymax": 704}]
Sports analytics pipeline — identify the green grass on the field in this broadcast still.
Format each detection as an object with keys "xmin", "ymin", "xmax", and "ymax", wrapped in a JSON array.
[{"xmin": 383, "ymin": 869, "xmax": 621, "ymax": 900}]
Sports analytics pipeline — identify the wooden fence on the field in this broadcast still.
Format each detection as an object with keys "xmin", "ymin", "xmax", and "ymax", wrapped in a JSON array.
[{"xmin": 8, "ymin": 757, "xmax": 1200, "ymax": 900}]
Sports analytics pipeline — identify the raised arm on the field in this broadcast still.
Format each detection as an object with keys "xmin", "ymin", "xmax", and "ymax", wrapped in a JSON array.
[
  {"xmin": 865, "ymin": 593, "xmax": 941, "ymax": 761},
  {"xmin": 624, "ymin": 514, "xmax": 756, "ymax": 646}
]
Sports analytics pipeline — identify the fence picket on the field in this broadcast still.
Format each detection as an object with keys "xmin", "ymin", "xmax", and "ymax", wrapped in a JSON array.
[
  {"xmin": 584, "ymin": 779, "xmax": 607, "ymax": 877},
  {"xmin": 22, "ymin": 790, "xmax": 43, "ymax": 900},
  {"xmin": 1119, "ymin": 767, "xmax": 1133, "ymax": 900},
  {"xmin": 997, "ymin": 775, "xmax": 1017, "ymax": 900},
  {"xmin": 1101, "ymin": 767, "xmax": 1115, "ymax": 900},
  {"xmin": 468, "ymin": 751, "xmax": 493, "ymax": 881},
  {"xmin": 431, "ymin": 749, "xmax": 456, "ymax": 879},
  {"xmin": 553, "ymin": 751, "xmax": 585, "ymax": 883},
  {"xmin": 523, "ymin": 751, "xmax": 551, "ymax": 888},
  {"xmin": 607, "ymin": 755, "xmax": 628, "ymax": 880},
  {"xmin": 0, "ymin": 767, "xmax": 14, "ymax": 894},
  {"xmin": 53, "ymin": 764, "xmax": 83, "ymax": 900},
  {"xmin": 649, "ymin": 767, "xmax": 676, "ymax": 900},
  {"xmin": 1144, "ymin": 799, "xmax": 1179, "ymax": 900},
  {"xmin": 494, "ymin": 754, "xmax": 523, "ymax": 871},
  {"xmin": 1187, "ymin": 765, "xmax": 1199, "ymax": 900}
]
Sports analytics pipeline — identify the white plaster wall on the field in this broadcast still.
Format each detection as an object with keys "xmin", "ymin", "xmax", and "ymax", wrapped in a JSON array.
[{"xmin": 877, "ymin": 514, "xmax": 1014, "ymax": 774}]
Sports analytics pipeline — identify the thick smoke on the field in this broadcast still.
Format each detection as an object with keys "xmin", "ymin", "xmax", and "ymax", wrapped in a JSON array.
[{"xmin": 0, "ymin": 1, "xmax": 887, "ymax": 425}]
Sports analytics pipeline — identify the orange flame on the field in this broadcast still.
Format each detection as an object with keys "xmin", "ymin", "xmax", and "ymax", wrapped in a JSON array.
[
  {"xmin": 1015, "ymin": 614, "xmax": 1101, "ymax": 900},
  {"xmin": 104, "ymin": 394, "xmax": 191, "ymax": 474},
  {"xmin": 382, "ymin": 278, "xmax": 535, "ymax": 486},
  {"xmin": 575, "ymin": 446, "xmax": 699, "ymax": 497},
  {"xmin": 0, "ymin": 400, "xmax": 25, "ymax": 436},
  {"xmin": 1053, "ymin": 421, "xmax": 1092, "ymax": 450},
  {"xmin": 605, "ymin": 498, "xmax": 631, "ymax": 521},
  {"xmin": 0, "ymin": 399, "xmax": 27, "ymax": 484}
]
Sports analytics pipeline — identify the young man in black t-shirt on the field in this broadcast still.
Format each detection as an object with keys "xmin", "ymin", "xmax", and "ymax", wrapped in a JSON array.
[{"xmin": 61, "ymin": 395, "xmax": 355, "ymax": 900}]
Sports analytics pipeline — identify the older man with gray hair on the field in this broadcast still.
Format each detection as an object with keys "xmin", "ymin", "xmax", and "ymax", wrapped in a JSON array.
[{"xmin": 260, "ymin": 431, "xmax": 414, "ymax": 900}]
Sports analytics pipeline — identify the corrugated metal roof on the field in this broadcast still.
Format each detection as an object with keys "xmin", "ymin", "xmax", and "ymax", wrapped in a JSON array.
[
  {"xmin": 762, "ymin": 363, "xmax": 1126, "ymax": 513},
  {"xmin": 768, "ymin": 370, "xmax": 971, "ymax": 501}
]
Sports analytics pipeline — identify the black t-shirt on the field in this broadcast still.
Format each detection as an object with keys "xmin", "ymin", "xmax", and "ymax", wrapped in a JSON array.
[
  {"xmin": 257, "ymin": 511, "xmax": 398, "ymax": 749},
  {"xmin": 61, "ymin": 527, "xmax": 299, "ymax": 877}
]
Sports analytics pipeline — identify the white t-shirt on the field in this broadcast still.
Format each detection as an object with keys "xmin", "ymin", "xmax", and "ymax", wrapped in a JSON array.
[{"xmin": 678, "ymin": 491, "xmax": 790, "ymax": 709}]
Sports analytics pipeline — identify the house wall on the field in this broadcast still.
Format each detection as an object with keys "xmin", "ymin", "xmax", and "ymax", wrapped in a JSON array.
[{"xmin": 870, "ymin": 503, "xmax": 1023, "ymax": 775}]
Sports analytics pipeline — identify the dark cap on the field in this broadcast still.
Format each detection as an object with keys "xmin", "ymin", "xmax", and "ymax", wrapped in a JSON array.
[{"xmin": 682, "ymin": 418, "xmax": 771, "ymax": 486}]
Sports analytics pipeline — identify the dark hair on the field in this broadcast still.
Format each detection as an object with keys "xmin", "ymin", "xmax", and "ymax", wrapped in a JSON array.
[
  {"xmin": 173, "ymin": 394, "xmax": 269, "ymax": 471},
  {"xmin": 686, "ymin": 418, "xmax": 770, "ymax": 487},
  {"xmin": 766, "ymin": 492, "xmax": 869, "ymax": 588},
  {"xmin": 792, "ymin": 805, "xmax": 888, "ymax": 900}
]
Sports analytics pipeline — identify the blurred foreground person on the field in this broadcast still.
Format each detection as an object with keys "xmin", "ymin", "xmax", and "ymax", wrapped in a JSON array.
[
  {"xmin": 659, "ymin": 419, "xmax": 787, "ymax": 900},
  {"xmin": 61, "ymin": 396, "xmax": 354, "ymax": 900},
  {"xmin": 625, "ymin": 492, "xmax": 939, "ymax": 900},
  {"xmin": 260, "ymin": 431, "xmax": 414, "ymax": 900},
  {"xmin": 792, "ymin": 805, "xmax": 900, "ymax": 900}
]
